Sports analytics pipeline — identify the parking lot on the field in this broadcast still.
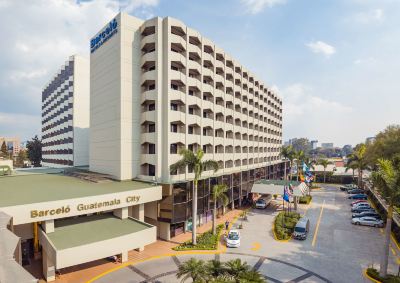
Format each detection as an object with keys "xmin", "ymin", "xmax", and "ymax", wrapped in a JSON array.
[{"xmin": 92, "ymin": 185, "xmax": 399, "ymax": 283}]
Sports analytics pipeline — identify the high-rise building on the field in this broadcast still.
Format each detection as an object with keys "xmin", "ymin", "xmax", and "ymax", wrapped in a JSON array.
[
  {"xmin": 310, "ymin": 140, "xmax": 318, "ymax": 150},
  {"xmin": 41, "ymin": 55, "xmax": 90, "ymax": 167},
  {"xmin": 90, "ymin": 13, "xmax": 285, "ymax": 238},
  {"xmin": 321, "ymin": 143, "xmax": 334, "ymax": 149}
]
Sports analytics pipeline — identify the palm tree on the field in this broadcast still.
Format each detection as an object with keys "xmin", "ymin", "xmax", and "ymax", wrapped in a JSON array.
[
  {"xmin": 345, "ymin": 160, "xmax": 358, "ymax": 182},
  {"xmin": 176, "ymin": 258, "xmax": 208, "ymax": 282},
  {"xmin": 211, "ymin": 184, "xmax": 229, "ymax": 234},
  {"xmin": 347, "ymin": 144, "xmax": 368, "ymax": 188},
  {"xmin": 371, "ymin": 159, "xmax": 400, "ymax": 277},
  {"xmin": 238, "ymin": 270, "xmax": 266, "ymax": 283},
  {"xmin": 281, "ymin": 145, "xmax": 295, "ymax": 180},
  {"xmin": 294, "ymin": 150, "xmax": 305, "ymax": 181},
  {"xmin": 224, "ymin": 259, "xmax": 251, "ymax": 279},
  {"xmin": 318, "ymin": 159, "xmax": 331, "ymax": 183},
  {"xmin": 207, "ymin": 259, "xmax": 225, "ymax": 278},
  {"xmin": 170, "ymin": 149, "xmax": 219, "ymax": 245}
]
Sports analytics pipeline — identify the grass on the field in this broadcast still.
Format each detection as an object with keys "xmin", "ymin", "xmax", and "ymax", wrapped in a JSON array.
[
  {"xmin": 274, "ymin": 211, "xmax": 301, "ymax": 240},
  {"xmin": 367, "ymin": 267, "xmax": 400, "ymax": 283},
  {"xmin": 173, "ymin": 224, "xmax": 224, "ymax": 251},
  {"xmin": 299, "ymin": 195, "xmax": 312, "ymax": 204}
]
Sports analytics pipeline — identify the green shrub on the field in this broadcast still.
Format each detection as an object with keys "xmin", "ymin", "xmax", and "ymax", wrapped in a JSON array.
[
  {"xmin": 274, "ymin": 211, "xmax": 301, "ymax": 240},
  {"xmin": 299, "ymin": 195, "xmax": 312, "ymax": 204},
  {"xmin": 173, "ymin": 224, "xmax": 224, "ymax": 251},
  {"xmin": 367, "ymin": 267, "xmax": 400, "ymax": 283}
]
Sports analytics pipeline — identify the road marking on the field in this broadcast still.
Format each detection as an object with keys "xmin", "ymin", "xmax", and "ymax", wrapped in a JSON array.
[
  {"xmin": 391, "ymin": 247, "xmax": 396, "ymax": 256},
  {"xmin": 380, "ymin": 228, "xmax": 384, "ymax": 234},
  {"xmin": 312, "ymin": 200, "xmax": 325, "ymax": 247},
  {"xmin": 397, "ymin": 258, "xmax": 400, "ymax": 265},
  {"xmin": 251, "ymin": 242, "xmax": 261, "ymax": 251}
]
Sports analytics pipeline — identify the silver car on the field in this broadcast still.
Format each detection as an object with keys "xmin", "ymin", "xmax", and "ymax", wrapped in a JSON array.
[{"xmin": 352, "ymin": 216, "xmax": 384, "ymax": 227}]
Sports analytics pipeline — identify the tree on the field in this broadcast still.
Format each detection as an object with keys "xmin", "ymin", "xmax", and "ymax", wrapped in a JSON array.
[
  {"xmin": 237, "ymin": 270, "xmax": 265, "ymax": 283},
  {"xmin": 318, "ymin": 159, "xmax": 331, "ymax": 183},
  {"xmin": 1, "ymin": 141, "xmax": 8, "ymax": 158},
  {"xmin": 176, "ymin": 258, "xmax": 208, "ymax": 282},
  {"xmin": 291, "ymin": 138, "xmax": 311, "ymax": 154},
  {"xmin": 281, "ymin": 145, "xmax": 295, "ymax": 180},
  {"xmin": 347, "ymin": 144, "xmax": 368, "ymax": 188},
  {"xmin": 15, "ymin": 150, "xmax": 27, "ymax": 167},
  {"xmin": 170, "ymin": 149, "xmax": 219, "ymax": 245},
  {"xmin": 345, "ymin": 160, "xmax": 358, "ymax": 181},
  {"xmin": 365, "ymin": 125, "xmax": 400, "ymax": 167},
  {"xmin": 211, "ymin": 184, "xmax": 229, "ymax": 235},
  {"xmin": 294, "ymin": 150, "xmax": 305, "ymax": 181},
  {"xmin": 26, "ymin": 135, "xmax": 42, "ymax": 167},
  {"xmin": 224, "ymin": 259, "xmax": 251, "ymax": 279},
  {"xmin": 207, "ymin": 259, "xmax": 226, "ymax": 278},
  {"xmin": 371, "ymin": 159, "xmax": 400, "ymax": 277}
]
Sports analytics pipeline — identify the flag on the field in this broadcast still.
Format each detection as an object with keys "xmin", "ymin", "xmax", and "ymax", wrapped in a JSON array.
[{"xmin": 283, "ymin": 185, "xmax": 291, "ymax": 202}]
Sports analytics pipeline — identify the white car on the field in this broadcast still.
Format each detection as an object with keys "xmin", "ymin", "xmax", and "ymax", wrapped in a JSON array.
[
  {"xmin": 351, "ymin": 202, "xmax": 371, "ymax": 209},
  {"xmin": 226, "ymin": 230, "xmax": 241, "ymax": 248},
  {"xmin": 352, "ymin": 216, "xmax": 384, "ymax": 227},
  {"xmin": 255, "ymin": 195, "xmax": 272, "ymax": 209}
]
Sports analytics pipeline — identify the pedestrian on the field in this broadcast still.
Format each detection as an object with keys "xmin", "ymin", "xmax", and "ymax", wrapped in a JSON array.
[{"xmin": 225, "ymin": 220, "xmax": 229, "ymax": 230}]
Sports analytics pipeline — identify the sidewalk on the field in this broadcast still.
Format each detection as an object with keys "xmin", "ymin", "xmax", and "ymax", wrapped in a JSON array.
[{"xmin": 34, "ymin": 208, "xmax": 245, "ymax": 283}]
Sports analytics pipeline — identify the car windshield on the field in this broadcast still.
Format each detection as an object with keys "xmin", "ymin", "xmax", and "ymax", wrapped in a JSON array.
[
  {"xmin": 257, "ymin": 200, "xmax": 265, "ymax": 203},
  {"xmin": 294, "ymin": 227, "xmax": 306, "ymax": 233},
  {"xmin": 228, "ymin": 233, "xmax": 239, "ymax": 240}
]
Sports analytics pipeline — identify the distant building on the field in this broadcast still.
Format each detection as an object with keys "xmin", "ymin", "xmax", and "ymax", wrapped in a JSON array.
[
  {"xmin": 366, "ymin": 137, "xmax": 376, "ymax": 143},
  {"xmin": 321, "ymin": 143, "xmax": 334, "ymax": 149},
  {"xmin": 41, "ymin": 55, "xmax": 90, "ymax": 167},
  {"xmin": 311, "ymin": 140, "xmax": 318, "ymax": 150},
  {"xmin": 0, "ymin": 137, "xmax": 20, "ymax": 157}
]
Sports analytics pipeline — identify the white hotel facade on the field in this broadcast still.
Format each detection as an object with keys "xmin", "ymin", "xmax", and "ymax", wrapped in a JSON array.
[
  {"xmin": 41, "ymin": 55, "xmax": 90, "ymax": 167},
  {"xmin": 90, "ymin": 13, "xmax": 285, "ymax": 238}
]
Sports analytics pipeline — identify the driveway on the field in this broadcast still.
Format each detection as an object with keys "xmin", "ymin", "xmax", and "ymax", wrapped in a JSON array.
[{"xmin": 92, "ymin": 185, "xmax": 399, "ymax": 283}]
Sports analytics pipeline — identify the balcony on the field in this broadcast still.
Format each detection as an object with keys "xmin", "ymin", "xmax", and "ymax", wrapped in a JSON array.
[
  {"xmin": 141, "ymin": 51, "xmax": 156, "ymax": 66},
  {"xmin": 141, "ymin": 69, "xmax": 156, "ymax": 85},
  {"xmin": 203, "ymin": 52, "xmax": 213, "ymax": 62},
  {"xmin": 170, "ymin": 69, "xmax": 186, "ymax": 82},
  {"xmin": 141, "ymin": 33, "xmax": 156, "ymax": 50},
  {"xmin": 141, "ymin": 111, "xmax": 156, "ymax": 123}
]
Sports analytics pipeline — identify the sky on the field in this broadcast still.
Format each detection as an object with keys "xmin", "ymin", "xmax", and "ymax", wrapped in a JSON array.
[{"xmin": 0, "ymin": 0, "xmax": 399, "ymax": 147}]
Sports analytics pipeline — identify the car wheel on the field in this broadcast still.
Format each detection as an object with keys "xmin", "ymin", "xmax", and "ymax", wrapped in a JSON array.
[{"xmin": 356, "ymin": 222, "xmax": 360, "ymax": 225}]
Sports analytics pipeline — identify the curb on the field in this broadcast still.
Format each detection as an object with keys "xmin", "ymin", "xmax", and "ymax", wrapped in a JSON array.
[{"xmin": 363, "ymin": 269, "xmax": 382, "ymax": 283}]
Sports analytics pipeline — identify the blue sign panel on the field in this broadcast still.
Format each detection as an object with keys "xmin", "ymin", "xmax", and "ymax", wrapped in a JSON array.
[{"xmin": 90, "ymin": 18, "xmax": 118, "ymax": 53}]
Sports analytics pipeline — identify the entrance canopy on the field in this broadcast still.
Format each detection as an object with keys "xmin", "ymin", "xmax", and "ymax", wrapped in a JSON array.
[
  {"xmin": 251, "ymin": 180, "xmax": 309, "ymax": 197},
  {"xmin": 39, "ymin": 214, "xmax": 156, "ymax": 269}
]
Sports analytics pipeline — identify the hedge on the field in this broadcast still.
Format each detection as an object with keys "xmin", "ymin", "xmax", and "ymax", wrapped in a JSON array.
[
  {"xmin": 274, "ymin": 211, "xmax": 301, "ymax": 240},
  {"xmin": 367, "ymin": 267, "xmax": 400, "ymax": 283},
  {"xmin": 299, "ymin": 195, "xmax": 312, "ymax": 204},
  {"xmin": 173, "ymin": 224, "xmax": 224, "ymax": 251}
]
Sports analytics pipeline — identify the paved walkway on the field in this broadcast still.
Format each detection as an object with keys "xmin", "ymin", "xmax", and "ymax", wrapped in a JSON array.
[
  {"xmin": 32, "ymin": 208, "xmax": 244, "ymax": 283},
  {"xmin": 94, "ymin": 252, "xmax": 331, "ymax": 283}
]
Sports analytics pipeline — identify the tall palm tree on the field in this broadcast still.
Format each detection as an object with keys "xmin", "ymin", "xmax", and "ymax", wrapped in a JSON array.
[
  {"xmin": 176, "ymin": 258, "xmax": 208, "ymax": 282},
  {"xmin": 347, "ymin": 144, "xmax": 368, "ymax": 188},
  {"xmin": 211, "ymin": 184, "xmax": 229, "ymax": 234},
  {"xmin": 281, "ymin": 145, "xmax": 295, "ymax": 180},
  {"xmin": 318, "ymin": 159, "xmax": 331, "ymax": 183},
  {"xmin": 295, "ymin": 150, "xmax": 305, "ymax": 181},
  {"xmin": 170, "ymin": 149, "xmax": 219, "ymax": 245},
  {"xmin": 224, "ymin": 259, "xmax": 251, "ymax": 279},
  {"xmin": 371, "ymin": 159, "xmax": 400, "ymax": 277},
  {"xmin": 345, "ymin": 160, "xmax": 358, "ymax": 182}
]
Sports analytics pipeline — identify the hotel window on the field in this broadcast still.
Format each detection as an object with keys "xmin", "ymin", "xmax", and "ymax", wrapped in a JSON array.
[
  {"xmin": 188, "ymin": 144, "xmax": 194, "ymax": 151},
  {"xmin": 148, "ymin": 124, "xmax": 155, "ymax": 133},
  {"xmin": 188, "ymin": 126, "xmax": 194, "ymax": 134},
  {"xmin": 171, "ymin": 103, "xmax": 178, "ymax": 111},
  {"xmin": 148, "ymin": 143, "xmax": 155, "ymax": 154},
  {"xmin": 188, "ymin": 107, "xmax": 194, "ymax": 115},
  {"xmin": 171, "ymin": 83, "xmax": 178, "ymax": 90},
  {"xmin": 188, "ymin": 90, "xmax": 194, "ymax": 96},
  {"xmin": 148, "ymin": 65, "xmax": 156, "ymax": 71},
  {"xmin": 171, "ymin": 124, "xmax": 178, "ymax": 133},
  {"xmin": 148, "ymin": 84, "xmax": 155, "ymax": 90},
  {"xmin": 148, "ymin": 164, "xmax": 155, "ymax": 176},
  {"xmin": 170, "ymin": 143, "xmax": 178, "ymax": 154},
  {"xmin": 148, "ymin": 103, "xmax": 155, "ymax": 111}
]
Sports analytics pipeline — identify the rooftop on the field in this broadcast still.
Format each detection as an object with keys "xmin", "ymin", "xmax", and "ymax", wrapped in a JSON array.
[
  {"xmin": 0, "ymin": 170, "xmax": 158, "ymax": 208},
  {"xmin": 46, "ymin": 214, "xmax": 152, "ymax": 250}
]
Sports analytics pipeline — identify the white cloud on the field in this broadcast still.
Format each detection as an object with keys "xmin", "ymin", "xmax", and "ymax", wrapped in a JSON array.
[
  {"xmin": 0, "ymin": 0, "xmax": 159, "ymax": 140},
  {"xmin": 241, "ymin": 0, "xmax": 286, "ymax": 14},
  {"xmin": 353, "ymin": 57, "xmax": 378, "ymax": 65},
  {"xmin": 306, "ymin": 41, "xmax": 336, "ymax": 57},
  {"xmin": 354, "ymin": 8, "xmax": 384, "ymax": 23}
]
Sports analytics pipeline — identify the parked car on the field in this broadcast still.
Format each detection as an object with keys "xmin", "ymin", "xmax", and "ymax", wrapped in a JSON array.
[
  {"xmin": 348, "ymin": 194, "xmax": 368, "ymax": 200},
  {"xmin": 352, "ymin": 202, "xmax": 371, "ymax": 209},
  {"xmin": 351, "ymin": 200, "xmax": 368, "ymax": 206},
  {"xmin": 293, "ymin": 217, "xmax": 310, "ymax": 240},
  {"xmin": 340, "ymin": 184, "xmax": 358, "ymax": 191},
  {"xmin": 352, "ymin": 207, "xmax": 375, "ymax": 213},
  {"xmin": 352, "ymin": 211, "xmax": 381, "ymax": 219},
  {"xmin": 352, "ymin": 216, "xmax": 384, "ymax": 227},
  {"xmin": 255, "ymin": 195, "xmax": 272, "ymax": 209},
  {"xmin": 348, "ymin": 189, "xmax": 365, "ymax": 195},
  {"xmin": 226, "ymin": 229, "xmax": 241, "ymax": 248}
]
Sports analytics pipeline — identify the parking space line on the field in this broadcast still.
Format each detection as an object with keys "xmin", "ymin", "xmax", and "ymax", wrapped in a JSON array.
[
  {"xmin": 391, "ymin": 247, "xmax": 396, "ymax": 256},
  {"xmin": 312, "ymin": 200, "xmax": 325, "ymax": 247}
]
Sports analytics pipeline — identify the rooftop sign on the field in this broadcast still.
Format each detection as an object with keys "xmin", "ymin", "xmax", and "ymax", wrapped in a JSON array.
[{"xmin": 90, "ymin": 18, "xmax": 118, "ymax": 53}]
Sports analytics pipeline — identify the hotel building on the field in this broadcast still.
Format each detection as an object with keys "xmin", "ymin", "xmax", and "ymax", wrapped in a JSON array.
[
  {"xmin": 41, "ymin": 55, "xmax": 90, "ymax": 167},
  {"xmin": 90, "ymin": 13, "xmax": 285, "ymax": 239}
]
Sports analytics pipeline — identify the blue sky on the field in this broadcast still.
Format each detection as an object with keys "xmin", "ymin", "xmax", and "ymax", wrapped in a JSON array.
[{"xmin": 0, "ymin": 0, "xmax": 398, "ymax": 146}]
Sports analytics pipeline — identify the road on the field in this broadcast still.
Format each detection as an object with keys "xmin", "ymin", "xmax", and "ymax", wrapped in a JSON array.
[{"xmin": 93, "ymin": 185, "xmax": 398, "ymax": 283}]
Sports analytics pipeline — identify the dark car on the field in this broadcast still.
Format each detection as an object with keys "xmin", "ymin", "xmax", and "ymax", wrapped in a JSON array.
[
  {"xmin": 347, "ymin": 189, "xmax": 364, "ymax": 195},
  {"xmin": 352, "ymin": 207, "xmax": 375, "ymax": 213},
  {"xmin": 348, "ymin": 194, "xmax": 368, "ymax": 200},
  {"xmin": 352, "ymin": 211, "xmax": 381, "ymax": 219}
]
